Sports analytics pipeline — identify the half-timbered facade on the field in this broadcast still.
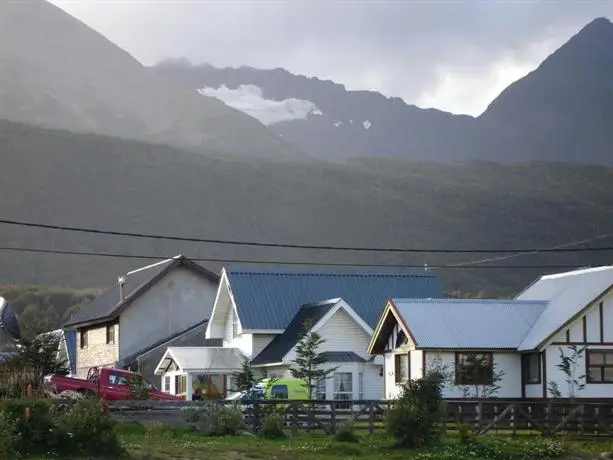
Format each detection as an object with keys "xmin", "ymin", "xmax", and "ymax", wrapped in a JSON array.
[{"xmin": 368, "ymin": 265, "xmax": 613, "ymax": 400}]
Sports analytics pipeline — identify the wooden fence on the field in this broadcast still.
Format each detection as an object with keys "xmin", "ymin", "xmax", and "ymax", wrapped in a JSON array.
[{"xmin": 91, "ymin": 399, "xmax": 613, "ymax": 437}]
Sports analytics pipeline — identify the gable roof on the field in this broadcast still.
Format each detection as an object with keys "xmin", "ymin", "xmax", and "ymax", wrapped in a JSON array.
[
  {"xmin": 63, "ymin": 255, "xmax": 219, "ymax": 328},
  {"xmin": 388, "ymin": 298, "xmax": 548, "ymax": 350},
  {"xmin": 516, "ymin": 265, "xmax": 613, "ymax": 351},
  {"xmin": 225, "ymin": 265, "xmax": 443, "ymax": 331},
  {"xmin": 251, "ymin": 299, "xmax": 340, "ymax": 365},
  {"xmin": 154, "ymin": 346, "xmax": 245, "ymax": 375}
]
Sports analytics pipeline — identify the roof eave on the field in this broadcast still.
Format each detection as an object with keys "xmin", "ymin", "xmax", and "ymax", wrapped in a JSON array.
[{"xmin": 251, "ymin": 361, "xmax": 284, "ymax": 367}]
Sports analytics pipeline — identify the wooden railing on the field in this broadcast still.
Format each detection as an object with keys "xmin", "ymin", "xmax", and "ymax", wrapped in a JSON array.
[{"xmin": 51, "ymin": 398, "xmax": 613, "ymax": 437}]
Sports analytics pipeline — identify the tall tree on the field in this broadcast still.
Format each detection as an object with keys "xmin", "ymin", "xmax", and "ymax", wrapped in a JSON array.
[{"xmin": 289, "ymin": 319, "xmax": 338, "ymax": 399}]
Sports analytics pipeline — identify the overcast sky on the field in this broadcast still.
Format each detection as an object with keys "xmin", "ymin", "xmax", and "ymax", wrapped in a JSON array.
[{"xmin": 51, "ymin": 0, "xmax": 613, "ymax": 116}]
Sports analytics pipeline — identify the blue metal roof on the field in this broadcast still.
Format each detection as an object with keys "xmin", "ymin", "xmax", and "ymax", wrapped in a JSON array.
[
  {"xmin": 319, "ymin": 351, "xmax": 367, "ymax": 363},
  {"xmin": 225, "ymin": 265, "xmax": 443, "ymax": 331},
  {"xmin": 251, "ymin": 300, "xmax": 338, "ymax": 365},
  {"xmin": 392, "ymin": 298, "xmax": 548, "ymax": 349}
]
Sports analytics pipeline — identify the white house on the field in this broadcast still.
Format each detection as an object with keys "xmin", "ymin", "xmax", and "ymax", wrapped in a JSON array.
[
  {"xmin": 368, "ymin": 265, "xmax": 613, "ymax": 400},
  {"xmin": 63, "ymin": 255, "xmax": 220, "ymax": 381},
  {"xmin": 155, "ymin": 265, "xmax": 444, "ymax": 400}
]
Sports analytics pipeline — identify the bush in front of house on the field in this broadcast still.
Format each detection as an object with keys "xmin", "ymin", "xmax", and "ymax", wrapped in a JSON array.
[
  {"xmin": 333, "ymin": 420, "xmax": 359, "ymax": 443},
  {"xmin": 0, "ymin": 409, "xmax": 17, "ymax": 458},
  {"xmin": 58, "ymin": 398, "xmax": 124, "ymax": 457},
  {"xmin": 385, "ymin": 371, "xmax": 445, "ymax": 448},
  {"xmin": 1, "ymin": 398, "xmax": 59, "ymax": 455},
  {"xmin": 209, "ymin": 405, "xmax": 245, "ymax": 436},
  {"xmin": 0, "ymin": 397, "xmax": 124, "ymax": 457},
  {"xmin": 260, "ymin": 408, "xmax": 286, "ymax": 439}
]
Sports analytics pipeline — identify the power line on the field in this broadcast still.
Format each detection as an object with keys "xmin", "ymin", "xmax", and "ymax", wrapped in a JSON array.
[
  {"xmin": 0, "ymin": 245, "xmax": 590, "ymax": 270},
  {"xmin": 450, "ymin": 231, "xmax": 613, "ymax": 267},
  {"xmin": 1, "ymin": 217, "xmax": 613, "ymax": 254}
]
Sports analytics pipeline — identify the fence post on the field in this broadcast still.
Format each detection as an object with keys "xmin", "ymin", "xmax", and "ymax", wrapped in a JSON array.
[
  {"xmin": 579, "ymin": 404, "xmax": 584, "ymax": 436},
  {"xmin": 476, "ymin": 401, "xmax": 483, "ymax": 433},
  {"xmin": 291, "ymin": 402, "xmax": 298, "ymax": 437},
  {"xmin": 253, "ymin": 402, "xmax": 260, "ymax": 433},
  {"xmin": 511, "ymin": 403, "xmax": 516, "ymax": 437},
  {"xmin": 330, "ymin": 400, "xmax": 336, "ymax": 434},
  {"xmin": 368, "ymin": 401, "xmax": 375, "ymax": 435}
]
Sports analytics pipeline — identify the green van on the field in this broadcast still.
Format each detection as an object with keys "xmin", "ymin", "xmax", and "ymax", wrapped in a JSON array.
[{"xmin": 258, "ymin": 378, "xmax": 308, "ymax": 400}]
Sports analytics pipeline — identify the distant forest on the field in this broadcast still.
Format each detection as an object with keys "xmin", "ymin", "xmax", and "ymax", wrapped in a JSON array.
[{"xmin": 0, "ymin": 120, "xmax": 612, "ymax": 325}]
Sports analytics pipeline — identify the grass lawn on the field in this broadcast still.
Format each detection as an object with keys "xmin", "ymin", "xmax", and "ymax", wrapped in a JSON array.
[
  {"xmin": 26, "ymin": 422, "xmax": 613, "ymax": 459},
  {"xmin": 112, "ymin": 423, "xmax": 613, "ymax": 460}
]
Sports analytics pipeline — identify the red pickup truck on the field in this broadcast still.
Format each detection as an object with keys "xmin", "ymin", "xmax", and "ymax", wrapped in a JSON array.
[{"xmin": 49, "ymin": 366, "xmax": 183, "ymax": 401}]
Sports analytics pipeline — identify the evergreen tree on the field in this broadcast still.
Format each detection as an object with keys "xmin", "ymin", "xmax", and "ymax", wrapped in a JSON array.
[
  {"xmin": 289, "ymin": 319, "xmax": 338, "ymax": 399},
  {"xmin": 233, "ymin": 357, "xmax": 256, "ymax": 392}
]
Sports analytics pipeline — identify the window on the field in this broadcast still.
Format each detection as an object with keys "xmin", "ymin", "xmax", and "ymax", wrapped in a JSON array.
[
  {"xmin": 106, "ymin": 324, "xmax": 115, "ymax": 344},
  {"xmin": 270, "ymin": 384, "xmax": 288, "ymax": 399},
  {"xmin": 175, "ymin": 375, "xmax": 187, "ymax": 395},
  {"xmin": 315, "ymin": 379, "xmax": 326, "ymax": 400},
  {"xmin": 163, "ymin": 376, "xmax": 171, "ymax": 393},
  {"xmin": 358, "ymin": 372, "xmax": 364, "ymax": 400},
  {"xmin": 587, "ymin": 350, "xmax": 613, "ymax": 383},
  {"xmin": 394, "ymin": 353, "xmax": 409, "ymax": 384},
  {"xmin": 395, "ymin": 330, "xmax": 407, "ymax": 348},
  {"xmin": 232, "ymin": 310, "xmax": 239, "ymax": 338},
  {"xmin": 455, "ymin": 352, "xmax": 494, "ymax": 386},
  {"xmin": 333, "ymin": 372, "xmax": 353, "ymax": 409},
  {"xmin": 108, "ymin": 371, "xmax": 128, "ymax": 386},
  {"xmin": 522, "ymin": 353, "xmax": 541, "ymax": 384},
  {"xmin": 79, "ymin": 329, "xmax": 88, "ymax": 349}
]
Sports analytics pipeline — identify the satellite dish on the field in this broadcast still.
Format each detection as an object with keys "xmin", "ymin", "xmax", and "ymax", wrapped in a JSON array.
[{"xmin": 0, "ymin": 296, "xmax": 21, "ymax": 342}]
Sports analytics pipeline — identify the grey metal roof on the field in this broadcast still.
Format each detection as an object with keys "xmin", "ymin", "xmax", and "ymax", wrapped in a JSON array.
[
  {"xmin": 516, "ymin": 266, "xmax": 613, "ymax": 351},
  {"xmin": 225, "ymin": 265, "xmax": 443, "ymax": 331},
  {"xmin": 64, "ymin": 255, "xmax": 219, "ymax": 328},
  {"xmin": 251, "ymin": 299, "xmax": 339, "ymax": 365},
  {"xmin": 116, "ymin": 319, "xmax": 209, "ymax": 368},
  {"xmin": 319, "ymin": 351, "xmax": 367, "ymax": 363},
  {"xmin": 392, "ymin": 298, "xmax": 548, "ymax": 349},
  {"xmin": 156, "ymin": 347, "xmax": 245, "ymax": 374}
]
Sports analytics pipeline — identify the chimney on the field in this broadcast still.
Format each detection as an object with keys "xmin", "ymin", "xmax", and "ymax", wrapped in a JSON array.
[{"xmin": 118, "ymin": 276, "xmax": 127, "ymax": 301}]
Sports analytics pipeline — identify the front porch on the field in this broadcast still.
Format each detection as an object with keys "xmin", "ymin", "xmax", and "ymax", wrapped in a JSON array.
[{"xmin": 154, "ymin": 346, "xmax": 245, "ymax": 400}]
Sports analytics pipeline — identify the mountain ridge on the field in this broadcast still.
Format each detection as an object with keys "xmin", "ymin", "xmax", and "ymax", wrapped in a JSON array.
[
  {"xmin": 153, "ymin": 16, "xmax": 613, "ymax": 163},
  {"xmin": 0, "ymin": 0, "xmax": 302, "ymax": 159}
]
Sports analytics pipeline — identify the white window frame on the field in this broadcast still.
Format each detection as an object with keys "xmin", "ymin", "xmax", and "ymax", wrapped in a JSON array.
[
  {"xmin": 358, "ymin": 372, "xmax": 364, "ymax": 400},
  {"xmin": 315, "ymin": 378, "xmax": 326, "ymax": 400},
  {"xmin": 333, "ymin": 372, "xmax": 353, "ymax": 409}
]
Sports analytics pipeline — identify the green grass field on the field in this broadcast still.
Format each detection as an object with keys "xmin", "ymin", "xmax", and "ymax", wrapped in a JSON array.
[{"xmin": 54, "ymin": 423, "xmax": 610, "ymax": 460}]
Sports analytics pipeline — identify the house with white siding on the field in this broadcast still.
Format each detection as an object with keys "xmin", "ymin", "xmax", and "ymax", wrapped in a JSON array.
[
  {"xmin": 154, "ymin": 265, "xmax": 444, "ymax": 400},
  {"xmin": 63, "ymin": 255, "xmax": 219, "ymax": 384},
  {"xmin": 368, "ymin": 265, "xmax": 613, "ymax": 400}
]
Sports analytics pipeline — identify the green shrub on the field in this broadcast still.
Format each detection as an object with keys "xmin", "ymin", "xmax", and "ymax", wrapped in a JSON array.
[
  {"xmin": 0, "ymin": 410, "xmax": 18, "ymax": 458},
  {"xmin": 209, "ymin": 405, "xmax": 244, "ymax": 436},
  {"xmin": 260, "ymin": 409, "xmax": 286, "ymax": 439},
  {"xmin": 59, "ymin": 398, "xmax": 124, "ymax": 457},
  {"xmin": 457, "ymin": 422, "xmax": 471, "ymax": 444},
  {"xmin": 385, "ymin": 372, "xmax": 444, "ymax": 448},
  {"xmin": 0, "ymin": 398, "xmax": 57, "ymax": 455},
  {"xmin": 334, "ymin": 420, "xmax": 359, "ymax": 443}
]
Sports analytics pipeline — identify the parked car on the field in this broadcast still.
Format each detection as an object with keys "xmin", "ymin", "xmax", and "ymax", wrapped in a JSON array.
[{"xmin": 49, "ymin": 366, "xmax": 183, "ymax": 401}]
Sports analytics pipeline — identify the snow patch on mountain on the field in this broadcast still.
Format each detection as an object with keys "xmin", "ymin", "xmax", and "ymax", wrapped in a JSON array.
[{"xmin": 197, "ymin": 84, "xmax": 322, "ymax": 126}]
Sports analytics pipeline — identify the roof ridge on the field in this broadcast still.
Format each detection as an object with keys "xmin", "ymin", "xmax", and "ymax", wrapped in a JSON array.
[{"xmin": 392, "ymin": 298, "xmax": 549, "ymax": 304}]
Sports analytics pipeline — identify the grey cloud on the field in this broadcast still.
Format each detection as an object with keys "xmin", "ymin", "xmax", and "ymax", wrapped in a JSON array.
[{"xmin": 51, "ymin": 0, "xmax": 613, "ymax": 115}]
